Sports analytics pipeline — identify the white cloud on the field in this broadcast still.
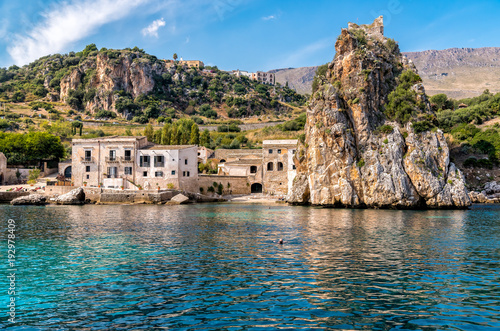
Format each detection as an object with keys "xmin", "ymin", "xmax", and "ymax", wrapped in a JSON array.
[
  {"xmin": 7, "ymin": 0, "xmax": 149, "ymax": 66},
  {"xmin": 142, "ymin": 18, "xmax": 166, "ymax": 37},
  {"xmin": 262, "ymin": 15, "xmax": 276, "ymax": 21},
  {"xmin": 277, "ymin": 38, "xmax": 333, "ymax": 68}
]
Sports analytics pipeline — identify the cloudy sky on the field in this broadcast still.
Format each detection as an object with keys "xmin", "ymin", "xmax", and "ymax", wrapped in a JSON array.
[{"xmin": 0, "ymin": 0, "xmax": 499, "ymax": 71}]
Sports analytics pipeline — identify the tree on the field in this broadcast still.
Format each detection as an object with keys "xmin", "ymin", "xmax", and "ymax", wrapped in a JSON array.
[
  {"xmin": 144, "ymin": 124, "xmax": 154, "ymax": 142},
  {"xmin": 200, "ymin": 129, "xmax": 210, "ymax": 147},
  {"xmin": 190, "ymin": 123, "xmax": 200, "ymax": 145},
  {"xmin": 173, "ymin": 53, "xmax": 178, "ymax": 61}
]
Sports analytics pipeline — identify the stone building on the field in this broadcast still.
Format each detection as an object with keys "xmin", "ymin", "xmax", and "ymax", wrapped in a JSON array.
[
  {"xmin": 72, "ymin": 136, "xmax": 198, "ymax": 191},
  {"xmin": 252, "ymin": 71, "xmax": 275, "ymax": 85},
  {"xmin": 262, "ymin": 140, "xmax": 297, "ymax": 195},
  {"xmin": 178, "ymin": 60, "xmax": 204, "ymax": 68}
]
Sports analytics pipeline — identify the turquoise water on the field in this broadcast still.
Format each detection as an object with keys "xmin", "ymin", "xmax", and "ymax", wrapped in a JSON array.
[{"xmin": 1, "ymin": 204, "xmax": 499, "ymax": 330}]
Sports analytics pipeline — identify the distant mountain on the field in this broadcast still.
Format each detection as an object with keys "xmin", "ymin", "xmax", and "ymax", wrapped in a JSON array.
[
  {"xmin": 271, "ymin": 47, "xmax": 500, "ymax": 99},
  {"xmin": 270, "ymin": 66, "xmax": 318, "ymax": 95},
  {"xmin": 404, "ymin": 47, "xmax": 500, "ymax": 99}
]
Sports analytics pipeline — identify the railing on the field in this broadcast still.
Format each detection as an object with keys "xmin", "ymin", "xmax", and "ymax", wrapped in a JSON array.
[
  {"xmin": 154, "ymin": 162, "xmax": 165, "ymax": 168},
  {"xmin": 120, "ymin": 156, "xmax": 134, "ymax": 163},
  {"xmin": 81, "ymin": 156, "xmax": 94, "ymax": 163},
  {"xmin": 105, "ymin": 156, "xmax": 119, "ymax": 163},
  {"xmin": 106, "ymin": 174, "xmax": 118, "ymax": 178},
  {"xmin": 140, "ymin": 162, "xmax": 150, "ymax": 168}
]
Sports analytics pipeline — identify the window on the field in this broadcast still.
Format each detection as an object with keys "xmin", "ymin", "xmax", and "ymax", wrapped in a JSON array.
[
  {"xmin": 84, "ymin": 150, "xmax": 92, "ymax": 161},
  {"xmin": 143, "ymin": 171, "xmax": 148, "ymax": 177},
  {"xmin": 277, "ymin": 162, "xmax": 284, "ymax": 171},
  {"xmin": 109, "ymin": 150, "xmax": 116, "ymax": 161},
  {"xmin": 267, "ymin": 162, "xmax": 273, "ymax": 171},
  {"xmin": 140, "ymin": 155, "xmax": 150, "ymax": 167},
  {"xmin": 185, "ymin": 159, "xmax": 188, "ymax": 165},
  {"xmin": 154, "ymin": 155, "xmax": 164, "ymax": 167},
  {"xmin": 250, "ymin": 166, "xmax": 257, "ymax": 174},
  {"xmin": 107, "ymin": 167, "xmax": 117, "ymax": 178},
  {"xmin": 292, "ymin": 149, "xmax": 296, "ymax": 155},
  {"xmin": 171, "ymin": 170, "xmax": 176, "ymax": 175},
  {"xmin": 182, "ymin": 171, "xmax": 190, "ymax": 177},
  {"xmin": 86, "ymin": 166, "xmax": 90, "ymax": 172},
  {"xmin": 268, "ymin": 149, "xmax": 273, "ymax": 154},
  {"xmin": 124, "ymin": 150, "xmax": 132, "ymax": 161},
  {"xmin": 155, "ymin": 171, "xmax": 163, "ymax": 177},
  {"xmin": 86, "ymin": 174, "xmax": 89, "ymax": 179},
  {"xmin": 124, "ymin": 167, "xmax": 132, "ymax": 175},
  {"xmin": 277, "ymin": 149, "xmax": 281, "ymax": 154},
  {"xmin": 292, "ymin": 165, "xmax": 296, "ymax": 170}
]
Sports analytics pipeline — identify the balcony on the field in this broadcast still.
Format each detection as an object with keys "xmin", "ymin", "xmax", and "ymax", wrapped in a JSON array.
[
  {"xmin": 154, "ymin": 162, "xmax": 165, "ymax": 168},
  {"xmin": 81, "ymin": 156, "xmax": 94, "ymax": 163},
  {"xmin": 140, "ymin": 162, "xmax": 151, "ymax": 168},
  {"xmin": 105, "ymin": 156, "xmax": 119, "ymax": 163},
  {"xmin": 120, "ymin": 156, "xmax": 134, "ymax": 163}
]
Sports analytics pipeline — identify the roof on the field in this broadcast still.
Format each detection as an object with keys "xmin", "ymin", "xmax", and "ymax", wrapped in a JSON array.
[
  {"xmin": 72, "ymin": 136, "xmax": 146, "ymax": 142},
  {"xmin": 223, "ymin": 159, "xmax": 262, "ymax": 165},
  {"xmin": 262, "ymin": 139, "xmax": 298, "ymax": 146},
  {"xmin": 140, "ymin": 144, "xmax": 196, "ymax": 151}
]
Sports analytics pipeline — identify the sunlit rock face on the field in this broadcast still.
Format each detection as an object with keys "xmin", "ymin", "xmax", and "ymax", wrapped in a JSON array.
[{"xmin": 288, "ymin": 16, "xmax": 470, "ymax": 209}]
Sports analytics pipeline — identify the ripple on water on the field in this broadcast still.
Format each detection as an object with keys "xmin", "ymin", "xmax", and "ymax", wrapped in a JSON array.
[{"xmin": 0, "ymin": 204, "xmax": 499, "ymax": 330}]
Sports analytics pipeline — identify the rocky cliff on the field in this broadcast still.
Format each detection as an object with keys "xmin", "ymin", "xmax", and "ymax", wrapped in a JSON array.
[
  {"xmin": 288, "ymin": 16, "xmax": 471, "ymax": 209},
  {"xmin": 60, "ymin": 51, "xmax": 171, "ymax": 115}
]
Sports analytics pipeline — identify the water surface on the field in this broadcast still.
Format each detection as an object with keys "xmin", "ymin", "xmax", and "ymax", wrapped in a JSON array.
[{"xmin": 1, "ymin": 204, "xmax": 499, "ymax": 330}]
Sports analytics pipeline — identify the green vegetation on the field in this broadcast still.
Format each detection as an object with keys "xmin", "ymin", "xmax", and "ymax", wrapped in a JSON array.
[
  {"xmin": 277, "ymin": 113, "xmax": 307, "ymax": 131},
  {"xmin": 384, "ymin": 70, "xmax": 424, "ymax": 124},
  {"xmin": 376, "ymin": 124, "xmax": 393, "ymax": 134},
  {"xmin": 0, "ymin": 132, "xmax": 65, "ymax": 165},
  {"xmin": 312, "ymin": 64, "xmax": 328, "ymax": 93}
]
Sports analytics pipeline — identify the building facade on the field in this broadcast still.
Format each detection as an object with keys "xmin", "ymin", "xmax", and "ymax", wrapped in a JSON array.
[
  {"xmin": 72, "ymin": 137, "xmax": 198, "ymax": 191},
  {"xmin": 262, "ymin": 140, "xmax": 297, "ymax": 196},
  {"xmin": 252, "ymin": 71, "xmax": 275, "ymax": 85}
]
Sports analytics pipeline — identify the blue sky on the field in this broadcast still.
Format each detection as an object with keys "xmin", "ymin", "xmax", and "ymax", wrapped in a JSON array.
[{"xmin": 0, "ymin": 0, "xmax": 499, "ymax": 71}]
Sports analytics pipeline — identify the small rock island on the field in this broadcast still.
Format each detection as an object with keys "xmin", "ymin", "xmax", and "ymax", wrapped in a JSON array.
[{"xmin": 288, "ymin": 17, "xmax": 471, "ymax": 209}]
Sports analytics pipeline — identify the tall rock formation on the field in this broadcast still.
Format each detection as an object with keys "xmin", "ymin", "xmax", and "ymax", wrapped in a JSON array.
[{"xmin": 288, "ymin": 17, "xmax": 470, "ymax": 209}]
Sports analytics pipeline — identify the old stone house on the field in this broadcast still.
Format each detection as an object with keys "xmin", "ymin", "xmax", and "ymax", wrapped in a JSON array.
[{"xmin": 72, "ymin": 136, "xmax": 198, "ymax": 191}]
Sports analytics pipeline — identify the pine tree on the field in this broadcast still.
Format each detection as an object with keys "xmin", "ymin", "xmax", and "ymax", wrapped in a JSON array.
[
  {"xmin": 200, "ymin": 129, "xmax": 210, "ymax": 147},
  {"xmin": 161, "ymin": 124, "xmax": 171, "ymax": 145},
  {"xmin": 190, "ymin": 123, "xmax": 200, "ymax": 145},
  {"xmin": 144, "ymin": 124, "xmax": 154, "ymax": 142},
  {"xmin": 170, "ymin": 125, "xmax": 178, "ymax": 145}
]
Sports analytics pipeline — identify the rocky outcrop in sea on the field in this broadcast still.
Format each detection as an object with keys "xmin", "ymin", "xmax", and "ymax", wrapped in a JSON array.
[{"xmin": 288, "ymin": 16, "xmax": 470, "ymax": 209}]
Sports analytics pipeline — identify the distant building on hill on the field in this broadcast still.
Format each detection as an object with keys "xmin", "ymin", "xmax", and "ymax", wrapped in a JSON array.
[
  {"xmin": 179, "ymin": 60, "xmax": 204, "ymax": 68},
  {"xmin": 252, "ymin": 71, "xmax": 275, "ymax": 85}
]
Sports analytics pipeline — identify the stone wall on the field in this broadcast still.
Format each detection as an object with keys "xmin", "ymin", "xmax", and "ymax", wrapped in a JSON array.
[
  {"xmin": 214, "ymin": 149, "xmax": 262, "ymax": 162},
  {"xmin": 83, "ymin": 187, "xmax": 182, "ymax": 204},
  {"xmin": 198, "ymin": 175, "xmax": 251, "ymax": 195},
  {"xmin": 0, "ymin": 192, "xmax": 30, "ymax": 203}
]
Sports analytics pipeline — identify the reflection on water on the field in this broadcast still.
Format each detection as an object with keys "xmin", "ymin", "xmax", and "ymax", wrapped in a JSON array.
[{"xmin": 1, "ymin": 204, "xmax": 499, "ymax": 330}]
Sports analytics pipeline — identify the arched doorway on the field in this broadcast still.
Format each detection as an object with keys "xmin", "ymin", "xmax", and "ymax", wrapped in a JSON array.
[
  {"xmin": 251, "ymin": 183, "xmax": 262, "ymax": 193},
  {"xmin": 64, "ymin": 166, "xmax": 72, "ymax": 178}
]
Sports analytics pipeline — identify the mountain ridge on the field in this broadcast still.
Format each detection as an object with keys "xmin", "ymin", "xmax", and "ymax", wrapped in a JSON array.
[{"xmin": 272, "ymin": 47, "xmax": 500, "ymax": 99}]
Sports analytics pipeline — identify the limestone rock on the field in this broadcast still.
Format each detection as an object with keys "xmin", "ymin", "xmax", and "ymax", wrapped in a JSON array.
[
  {"xmin": 288, "ymin": 17, "xmax": 470, "ymax": 209},
  {"xmin": 167, "ymin": 193, "xmax": 190, "ymax": 205},
  {"xmin": 54, "ymin": 187, "xmax": 86, "ymax": 205},
  {"xmin": 11, "ymin": 194, "xmax": 46, "ymax": 205},
  {"xmin": 469, "ymin": 191, "xmax": 490, "ymax": 203}
]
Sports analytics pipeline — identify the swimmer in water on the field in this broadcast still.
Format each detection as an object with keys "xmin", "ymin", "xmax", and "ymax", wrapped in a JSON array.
[{"xmin": 278, "ymin": 239, "xmax": 283, "ymax": 245}]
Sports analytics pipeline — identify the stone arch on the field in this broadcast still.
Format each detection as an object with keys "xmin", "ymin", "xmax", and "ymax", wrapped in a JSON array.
[
  {"xmin": 277, "ymin": 162, "xmax": 284, "ymax": 171},
  {"xmin": 251, "ymin": 183, "xmax": 263, "ymax": 193},
  {"xmin": 63, "ymin": 166, "xmax": 72, "ymax": 178},
  {"xmin": 267, "ymin": 162, "xmax": 273, "ymax": 171},
  {"xmin": 250, "ymin": 166, "xmax": 257, "ymax": 173}
]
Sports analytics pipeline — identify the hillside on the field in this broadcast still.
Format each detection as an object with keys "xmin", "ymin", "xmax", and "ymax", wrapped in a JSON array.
[
  {"xmin": 271, "ymin": 66, "xmax": 318, "ymax": 95},
  {"xmin": 404, "ymin": 47, "xmax": 500, "ymax": 99},
  {"xmin": 0, "ymin": 45, "xmax": 306, "ymax": 124},
  {"xmin": 271, "ymin": 47, "xmax": 500, "ymax": 99}
]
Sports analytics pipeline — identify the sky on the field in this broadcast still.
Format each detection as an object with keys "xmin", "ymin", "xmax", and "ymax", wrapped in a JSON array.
[{"xmin": 0, "ymin": 0, "xmax": 499, "ymax": 71}]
